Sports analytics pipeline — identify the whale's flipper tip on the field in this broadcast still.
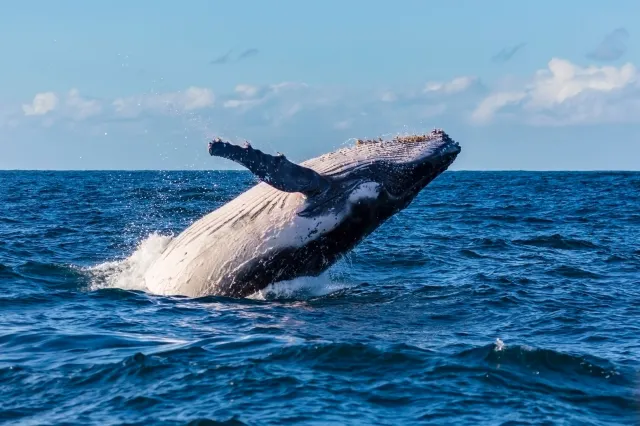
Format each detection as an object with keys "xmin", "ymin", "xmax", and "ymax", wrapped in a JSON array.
[{"xmin": 208, "ymin": 138, "xmax": 331, "ymax": 196}]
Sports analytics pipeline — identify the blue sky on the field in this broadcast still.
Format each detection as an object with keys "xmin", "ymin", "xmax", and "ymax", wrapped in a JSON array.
[{"xmin": 1, "ymin": 0, "xmax": 639, "ymax": 170}]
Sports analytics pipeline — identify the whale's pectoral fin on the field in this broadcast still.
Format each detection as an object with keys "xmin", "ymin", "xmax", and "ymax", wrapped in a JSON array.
[{"xmin": 208, "ymin": 139, "xmax": 331, "ymax": 196}]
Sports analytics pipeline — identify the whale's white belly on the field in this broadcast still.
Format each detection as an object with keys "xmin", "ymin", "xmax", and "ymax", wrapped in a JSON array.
[{"xmin": 143, "ymin": 182, "xmax": 351, "ymax": 297}]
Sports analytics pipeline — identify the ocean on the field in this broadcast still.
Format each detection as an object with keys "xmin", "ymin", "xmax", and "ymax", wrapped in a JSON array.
[{"xmin": 0, "ymin": 170, "xmax": 638, "ymax": 425}]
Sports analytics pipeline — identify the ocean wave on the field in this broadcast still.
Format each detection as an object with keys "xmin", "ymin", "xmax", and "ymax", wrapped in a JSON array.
[
  {"xmin": 513, "ymin": 233, "xmax": 598, "ymax": 250},
  {"xmin": 459, "ymin": 249, "xmax": 486, "ymax": 258},
  {"xmin": 468, "ymin": 237, "xmax": 511, "ymax": 249},
  {"xmin": 523, "ymin": 216, "xmax": 554, "ymax": 223},
  {"xmin": 4, "ymin": 338, "xmax": 632, "ymax": 396},
  {"xmin": 459, "ymin": 340, "xmax": 629, "ymax": 385},
  {"xmin": 13, "ymin": 261, "xmax": 85, "ymax": 287},
  {"xmin": 0, "ymin": 263, "xmax": 19, "ymax": 279},
  {"xmin": 548, "ymin": 265, "xmax": 603, "ymax": 279},
  {"xmin": 0, "ymin": 336, "xmax": 635, "ymax": 424},
  {"xmin": 42, "ymin": 226, "xmax": 79, "ymax": 238},
  {"xmin": 262, "ymin": 342, "xmax": 434, "ymax": 373},
  {"xmin": 185, "ymin": 417, "xmax": 246, "ymax": 426},
  {"xmin": 0, "ymin": 216, "xmax": 20, "ymax": 224}
]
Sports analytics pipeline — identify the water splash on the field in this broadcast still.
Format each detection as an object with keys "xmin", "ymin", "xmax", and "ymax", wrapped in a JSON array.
[
  {"xmin": 248, "ymin": 272, "xmax": 350, "ymax": 300},
  {"xmin": 86, "ymin": 232, "xmax": 348, "ymax": 300},
  {"xmin": 86, "ymin": 233, "xmax": 173, "ymax": 292}
]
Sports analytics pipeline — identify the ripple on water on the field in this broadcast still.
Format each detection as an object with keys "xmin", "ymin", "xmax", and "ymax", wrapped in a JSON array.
[{"xmin": 513, "ymin": 233, "xmax": 599, "ymax": 250}]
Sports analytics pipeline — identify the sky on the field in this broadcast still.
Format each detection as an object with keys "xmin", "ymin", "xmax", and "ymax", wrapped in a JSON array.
[{"xmin": 1, "ymin": 0, "xmax": 640, "ymax": 170}]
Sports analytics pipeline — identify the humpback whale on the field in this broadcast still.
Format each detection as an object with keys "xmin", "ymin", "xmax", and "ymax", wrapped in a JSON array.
[{"xmin": 144, "ymin": 129, "xmax": 461, "ymax": 298}]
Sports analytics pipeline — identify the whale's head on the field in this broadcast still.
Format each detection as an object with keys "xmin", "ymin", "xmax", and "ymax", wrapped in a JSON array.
[{"xmin": 305, "ymin": 129, "xmax": 461, "ymax": 213}]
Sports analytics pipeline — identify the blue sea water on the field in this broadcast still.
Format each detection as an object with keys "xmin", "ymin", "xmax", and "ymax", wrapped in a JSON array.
[{"xmin": 0, "ymin": 170, "xmax": 639, "ymax": 425}]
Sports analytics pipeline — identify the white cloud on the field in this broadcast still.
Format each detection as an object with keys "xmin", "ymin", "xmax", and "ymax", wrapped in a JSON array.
[
  {"xmin": 471, "ymin": 91, "xmax": 526, "ymax": 123},
  {"xmin": 473, "ymin": 58, "xmax": 639, "ymax": 125},
  {"xmin": 66, "ymin": 89, "xmax": 102, "ymax": 120},
  {"xmin": 223, "ymin": 98, "xmax": 263, "ymax": 110},
  {"xmin": 380, "ymin": 91, "xmax": 397, "ymax": 102},
  {"xmin": 224, "ymin": 82, "xmax": 308, "ymax": 109},
  {"xmin": 234, "ymin": 84, "xmax": 259, "ymax": 98},
  {"xmin": 12, "ymin": 76, "xmax": 479, "ymax": 137},
  {"xmin": 223, "ymin": 81, "xmax": 310, "ymax": 111},
  {"xmin": 181, "ymin": 87, "xmax": 215, "ymax": 110},
  {"xmin": 424, "ymin": 76, "xmax": 478, "ymax": 94},
  {"xmin": 376, "ymin": 77, "xmax": 481, "ymax": 118},
  {"xmin": 527, "ymin": 59, "xmax": 636, "ymax": 108},
  {"xmin": 113, "ymin": 86, "xmax": 214, "ymax": 117},
  {"xmin": 17, "ymin": 78, "xmax": 475, "ymax": 132},
  {"xmin": 23, "ymin": 92, "xmax": 58, "ymax": 116},
  {"xmin": 222, "ymin": 82, "xmax": 310, "ymax": 122},
  {"xmin": 269, "ymin": 82, "xmax": 308, "ymax": 93},
  {"xmin": 21, "ymin": 89, "xmax": 101, "ymax": 121}
]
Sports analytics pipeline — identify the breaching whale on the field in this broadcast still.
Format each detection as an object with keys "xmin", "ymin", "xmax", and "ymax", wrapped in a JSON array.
[{"xmin": 144, "ymin": 129, "xmax": 461, "ymax": 298}]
